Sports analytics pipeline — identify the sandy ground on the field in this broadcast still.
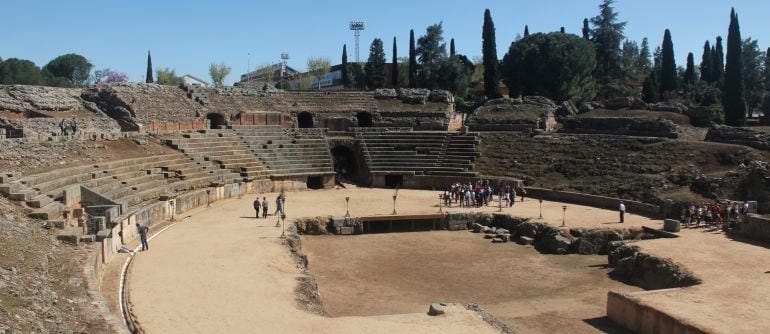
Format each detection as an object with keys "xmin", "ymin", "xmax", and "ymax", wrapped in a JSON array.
[
  {"xmin": 622, "ymin": 227, "xmax": 770, "ymax": 333},
  {"xmin": 124, "ymin": 188, "xmax": 658, "ymax": 333},
  {"xmin": 301, "ymin": 232, "xmax": 640, "ymax": 334}
]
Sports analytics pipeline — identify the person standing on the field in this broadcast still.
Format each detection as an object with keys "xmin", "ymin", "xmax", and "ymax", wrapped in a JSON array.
[
  {"xmin": 275, "ymin": 195, "xmax": 284, "ymax": 215},
  {"xmin": 262, "ymin": 197, "xmax": 269, "ymax": 218},
  {"xmin": 253, "ymin": 197, "xmax": 261, "ymax": 218},
  {"xmin": 136, "ymin": 223, "xmax": 149, "ymax": 251},
  {"xmin": 520, "ymin": 187, "xmax": 527, "ymax": 202},
  {"xmin": 619, "ymin": 201, "xmax": 626, "ymax": 224}
]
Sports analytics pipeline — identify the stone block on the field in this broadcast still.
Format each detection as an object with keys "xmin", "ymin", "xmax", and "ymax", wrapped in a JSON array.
[
  {"xmin": 517, "ymin": 236, "xmax": 534, "ymax": 245},
  {"xmin": 663, "ymin": 219, "xmax": 681, "ymax": 232},
  {"xmin": 337, "ymin": 226, "xmax": 353, "ymax": 235},
  {"xmin": 56, "ymin": 228, "xmax": 82, "ymax": 246},
  {"xmin": 96, "ymin": 230, "xmax": 111, "ymax": 241},
  {"xmin": 428, "ymin": 303, "xmax": 447, "ymax": 316}
]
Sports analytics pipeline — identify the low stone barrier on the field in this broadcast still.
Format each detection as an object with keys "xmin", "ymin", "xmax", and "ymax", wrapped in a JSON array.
[
  {"xmin": 740, "ymin": 214, "xmax": 770, "ymax": 243},
  {"xmin": 607, "ymin": 290, "xmax": 709, "ymax": 334},
  {"xmin": 525, "ymin": 187, "xmax": 662, "ymax": 218}
]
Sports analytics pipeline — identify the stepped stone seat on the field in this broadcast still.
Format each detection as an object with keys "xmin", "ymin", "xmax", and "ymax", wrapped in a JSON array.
[{"xmin": 164, "ymin": 131, "xmax": 269, "ymax": 181}]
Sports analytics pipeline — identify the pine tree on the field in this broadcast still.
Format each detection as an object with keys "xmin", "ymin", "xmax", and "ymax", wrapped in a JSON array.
[
  {"xmin": 713, "ymin": 36, "xmax": 725, "ymax": 84},
  {"xmin": 638, "ymin": 37, "xmax": 651, "ymax": 73},
  {"xmin": 582, "ymin": 19, "xmax": 590, "ymax": 40},
  {"xmin": 145, "ymin": 51, "xmax": 153, "ymax": 83},
  {"xmin": 408, "ymin": 29, "xmax": 417, "ymax": 88},
  {"xmin": 660, "ymin": 29, "xmax": 677, "ymax": 97},
  {"xmin": 590, "ymin": 0, "xmax": 628, "ymax": 95},
  {"xmin": 450, "ymin": 38, "xmax": 456, "ymax": 58},
  {"xmin": 392, "ymin": 37, "xmax": 398, "ymax": 87},
  {"xmin": 482, "ymin": 9, "xmax": 501, "ymax": 98},
  {"xmin": 700, "ymin": 41, "xmax": 713, "ymax": 83},
  {"xmin": 341, "ymin": 44, "xmax": 349, "ymax": 88},
  {"xmin": 365, "ymin": 38, "xmax": 387, "ymax": 89},
  {"xmin": 684, "ymin": 52, "xmax": 696, "ymax": 85},
  {"xmin": 524, "ymin": 25, "xmax": 530, "ymax": 37},
  {"xmin": 723, "ymin": 8, "xmax": 746, "ymax": 126}
]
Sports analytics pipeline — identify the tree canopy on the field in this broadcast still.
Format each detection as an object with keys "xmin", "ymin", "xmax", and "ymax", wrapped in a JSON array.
[
  {"xmin": 416, "ymin": 22, "xmax": 447, "ymax": 89},
  {"xmin": 208, "ymin": 62, "xmax": 231, "ymax": 87},
  {"xmin": 306, "ymin": 57, "xmax": 331, "ymax": 90},
  {"xmin": 365, "ymin": 38, "xmax": 387, "ymax": 89},
  {"xmin": 42, "ymin": 53, "xmax": 93, "ymax": 87},
  {"xmin": 0, "ymin": 58, "xmax": 44, "ymax": 85},
  {"xmin": 723, "ymin": 8, "xmax": 746, "ymax": 126},
  {"xmin": 156, "ymin": 67, "xmax": 182, "ymax": 86},
  {"xmin": 482, "ymin": 9, "xmax": 501, "ymax": 99},
  {"xmin": 501, "ymin": 32, "xmax": 597, "ymax": 102}
]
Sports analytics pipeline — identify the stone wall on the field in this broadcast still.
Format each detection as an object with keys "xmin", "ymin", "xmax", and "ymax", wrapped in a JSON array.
[
  {"xmin": 741, "ymin": 214, "xmax": 770, "ymax": 243},
  {"xmin": 607, "ymin": 290, "xmax": 710, "ymax": 334},
  {"xmin": 468, "ymin": 97, "xmax": 556, "ymax": 132},
  {"xmin": 561, "ymin": 117, "xmax": 680, "ymax": 138},
  {"xmin": 2, "ymin": 116, "xmax": 121, "ymax": 139},
  {"xmin": 0, "ymin": 85, "xmax": 84, "ymax": 112}
]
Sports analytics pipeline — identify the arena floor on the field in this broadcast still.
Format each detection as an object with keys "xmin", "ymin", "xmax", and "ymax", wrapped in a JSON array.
[{"xmin": 124, "ymin": 187, "xmax": 658, "ymax": 333}]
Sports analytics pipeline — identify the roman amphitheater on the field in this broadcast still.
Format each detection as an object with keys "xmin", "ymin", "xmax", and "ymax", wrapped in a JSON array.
[{"xmin": 2, "ymin": 83, "xmax": 770, "ymax": 333}]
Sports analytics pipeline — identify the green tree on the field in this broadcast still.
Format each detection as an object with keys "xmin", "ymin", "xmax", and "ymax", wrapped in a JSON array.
[
  {"xmin": 417, "ymin": 22, "xmax": 447, "ymax": 89},
  {"xmin": 350, "ymin": 62, "xmax": 366, "ymax": 89},
  {"xmin": 638, "ymin": 37, "xmax": 652, "ymax": 74},
  {"xmin": 590, "ymin": 0, "xmax": 627, "ymax": 96},
  {"xmin": 762, "ymin": 47, "xmax": 770, "ymax": 116},
  {"xmin": 501, "ymin": 32, "xmax": 597, "ymax": 102},
  {"xmin": 146, "ymin": 51, "xmax": 154, "ymax": 83},
  {"xmin": 582, "ymin": 19, "xmax": 590, "ymax": 40},
  {"xmin": 365, "ymin": 38, "xmax": 387, "ymax": 89},
  {"xmin": 256, "ymin": 63, "xmax": 275, "ymax": 85},
  {"xmin": 43, "ymin": 53, "xmax": 93, "ymax": 86},
  {"xmin": 723, "ymin": 8, "xmax": 746, "ymax": 126},
  {"xmin": 307, "ymin": 57, "xmax": 331, "ymax": 90},
  {"xmin": 341, "ymin": 44, "xmax": 349, "ymax": 88},
  {"xmin": 449, "ymin": 38, "xmax": 456, "ymax": 58},
  {"xmin": 684, "ymin": 53, "xmax": 696, "ymax": 85},
  {"xmin": 0, "ymin": 58, "xmax": 44, "ymax": 85},
  {"xmin": 700, "ymin": 41, "xmax": 713, "ymax": 83},
  {"xmin": 524, "ymin": 25, "xmax": 530, "ymax": 37},
  {"xmin": 713, "ymin": 36, "xmax": 725, "ymax": 84},
  {"xmin": 642, "ymin": 71, "xmax": 660, "ymax": 103},
  {"xmin": 620, "ymin": 40, "xmax": 642, "ymax": 87},
  {"xmin": 660, "ymin": 29, "xmax": 677, "ymax": 97},
  {"xmin": 208, "ymin": 62, "xmax": 231, "ymax": 87},
  {"xmin": 392, "ymin": 37, "xmax": 399, "ymax": 87},
  {"xmin": 408, "ymin": 29, "xmax": 417, "ymax": 88},
  {"xmin": 742, "ymin": 38, "xmax": 765, "ymax": 110},
  {"xmin": 156, "ymin": 67, "xmax": 182, "ymax": 85},
  {"xmin": 482, "ymin": 9, "xmax": 501, "ymax": 98}
]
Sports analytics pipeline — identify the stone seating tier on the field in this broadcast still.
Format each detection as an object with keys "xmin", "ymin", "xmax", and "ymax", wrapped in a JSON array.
[{"xmin": 229, "ymin": 126, "xmax": 335, "ymax": 177}]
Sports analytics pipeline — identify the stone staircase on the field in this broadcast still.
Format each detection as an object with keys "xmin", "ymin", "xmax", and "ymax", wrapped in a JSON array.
[
  {"xmin": 0, "ymin": 153, "xmax": 241, "ymax": 219},
  {"xmin": 230, "ymin": 125, "xmax": 335, "ymax": 177},
  {"xmin": 357, "ymin": 130, "xmax": 479, "ymax": 177},
  {"xmin": 163, "ymin": 130, "xmax": 270, "ymax": 181}
]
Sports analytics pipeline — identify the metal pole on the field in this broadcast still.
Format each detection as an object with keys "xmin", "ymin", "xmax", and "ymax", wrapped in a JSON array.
[
  {"xmin": 562, "ymin": 206, "xmax": 567, "ymax": 227},
  {"xmin": 392, "ymin": 195, "xmax": 397, "ymax": 215},
  {"xmin": 538, "ymin": 198, "xmax": 543, "ymax": 219}
]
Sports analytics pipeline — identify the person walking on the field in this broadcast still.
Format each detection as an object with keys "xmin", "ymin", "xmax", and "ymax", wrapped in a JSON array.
[
  {"xmin": 136, "ymin": 223, "xmax": 149, "ymax": 251},
  {"xmin": 619, "ymin": 201, "xmax": 626, "ymax": 224},
  {"xmin": 262, "ymin": 197, "xmax": 269, "ymax": 218},
  {"xmin": 520, "ymin": 187, "xmax": 527, "ymax": 202},
  {"xmin": 275, "ymin": 195, "xmax": 284, "ymax": 215},
  {"xmin": 253, "ymin": 197, "xmax": 261, "ymax": 218}
]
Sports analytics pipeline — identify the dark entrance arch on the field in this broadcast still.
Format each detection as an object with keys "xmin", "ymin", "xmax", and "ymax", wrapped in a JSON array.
[
  {"xmin": 297, "ymin": 112, "xmax": 314, "ymax": 128},
  {"xmin": 357, "ymin": 111, "xmax": 373, "ymax": 127},
  {"xmin": 331, "ymin": 146, "xmax": 358, "ymax": 184},
  {"xmin": 206, "ymin": 113, "xmax": 227, "ymax": 129}
]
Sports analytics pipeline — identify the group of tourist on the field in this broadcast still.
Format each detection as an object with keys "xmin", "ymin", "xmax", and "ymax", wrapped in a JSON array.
[
  {"xmin": 58, "ymin": 117, "xmax": 78, "ymax": 136},
  {"xmin": 442, "ymin": 181, "xmax": 527, "ymax": 208},
  {"xmin": 681, "ymin": 201, "xmax": 751, "ymax": 229},
  {"xmin": 253, "ymin": 193, "xmax": 286, "ymax": 218}
]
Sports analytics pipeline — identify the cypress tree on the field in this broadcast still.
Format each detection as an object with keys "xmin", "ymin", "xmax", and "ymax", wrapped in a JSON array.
[
  {"xmin": 764, "ymin": 47, "xmax": 770, "ymax": 89},
  {"xmin": 684, "ymin": 52, "xmax": 696, "ymax": 85},
  {"xmin": 392, "ymin": 37, "xmax": 398, "ymax": 87},
  {"xmin": 450, "ymin": 38, "xmax": 456, "ymax": 58},
  {"xmin": 582, "ymin": 18, "xmax": 590, "ymax": 40},
  {"xmin": 408, "ymin": 29, "xmax": 417, "ymax": 88},
  {"xmin": 723, "ymin": 8, "xmax": 746, "ymax": 126},
  {"xmin": 642, "ymin": 71, "xmax": 660, "ymax": 103},
  {"xmin": 524, "ymin": 25, "xmax": 530, "ymax": 37},
  {"xmin": 713, "ymin": 36, "xmax": 725, "ymax": 83},
  {"xmin": 482, "ymin": 9, "xmax": 501, "ymax": 98},
  {"xmin": 560, "ymin": 27, "xmax": 565, "ymax": 33},
  {"xmin": 660, "ymin": 29, "xmax": 677, "ymax": 96},
  {"xmin": 145, "ymin": 51, "xmax": 153, "ymax": 83},
  {"xmin": 700, "ymin": 41, "xmax": 713, "ymax": 83},
  {"xmin": 341, "ymin": 44, "xmax": 349, "ymax": 88}
]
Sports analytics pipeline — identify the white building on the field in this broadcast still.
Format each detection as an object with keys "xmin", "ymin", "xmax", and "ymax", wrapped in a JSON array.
[{"xmin": 181, "ymin": 74, "xmax": 210, "ymax": 87}]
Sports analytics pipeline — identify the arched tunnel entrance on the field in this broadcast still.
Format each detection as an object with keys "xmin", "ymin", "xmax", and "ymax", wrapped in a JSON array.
[
  {"xmin": 357, "ymin": 111, "xmax": 373, "ymax": 127},
  {"xmin": 331, "ymin": 146, "xmax": 359, "ymax": 184},
  {"xmin": 206, "ymin": 113, "xmax": 227, "ymax": 129},
  {"xmin": 297, "ymin": 112, "xmax": 314, "ymax": 128}
]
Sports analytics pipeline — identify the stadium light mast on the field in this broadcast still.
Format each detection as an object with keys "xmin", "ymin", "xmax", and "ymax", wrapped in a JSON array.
[{"xmin": 349, "ymin": 21, "xmax": 366, "ymax": 63}]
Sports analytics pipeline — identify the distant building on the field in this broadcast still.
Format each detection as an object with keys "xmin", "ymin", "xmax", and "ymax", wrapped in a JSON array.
[
  {"xmin": 181, "ymin": 74, "xmax": 210, "ymax": 87},
  {"xmin": 239, "ymin": 64, "xmax": 301, "ymax": 86}
]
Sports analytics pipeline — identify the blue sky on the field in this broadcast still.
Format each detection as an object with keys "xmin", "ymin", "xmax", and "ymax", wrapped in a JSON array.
[{"xmin": 1, "ymin": 0, "xmax": 767, "ymax": 85}]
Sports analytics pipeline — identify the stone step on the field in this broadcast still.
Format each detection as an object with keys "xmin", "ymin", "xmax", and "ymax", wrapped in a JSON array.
[
  {"xmin": 29, "ymin": 202, "xmax": 66, "ymax": 220},
  {"xmin": 10, "ymin": 189, "xmax": 38, "ymax": 201},
  {"xmin": 26, "ymin": 194, "xmax": 54, "ymax": 208},
  {"xmin": 0, "ymin": 183, "xmax": 21, "ymax": 195}
]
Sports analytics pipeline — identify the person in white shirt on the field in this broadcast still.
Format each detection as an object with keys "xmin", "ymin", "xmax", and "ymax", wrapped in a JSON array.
[{"xmin": 619, "ymin": 201, "xmax": 626, "ymax": 223}]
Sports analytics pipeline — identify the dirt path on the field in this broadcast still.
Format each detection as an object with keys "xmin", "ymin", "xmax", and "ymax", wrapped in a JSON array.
[{"xmin": 127, "ymin": 189, "xmax": 512, "ymax": 334}]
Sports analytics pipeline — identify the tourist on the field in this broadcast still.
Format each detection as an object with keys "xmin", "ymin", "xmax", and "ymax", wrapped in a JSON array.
[
  {"xmin": 262, "ymin": 197, "xmax": 269, "ymax": 218},
  {"xmin": 619, "ymin": 201, "xmax": 626, "ymax": 224},
  {"xmin": 253, "ymin": 197, "xmax": 261, "ymax": 218},
  {"xmin": 510, "ymin": 188, "xmax": 516, "ymax": 207},
  {"xmin": 742, "ymin": 201, "xmax": 750, "ymax": 223},
  {"xmin": 275, "ymin": 195, "xmax": 284, "ymax": 215},
  {"xmin": 520, "ymin": 187, "xmax": 527, "ymax": 202},
  {"xmin": 136, "ymin": 223, "xmax": 149, "ymax": 251}
]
